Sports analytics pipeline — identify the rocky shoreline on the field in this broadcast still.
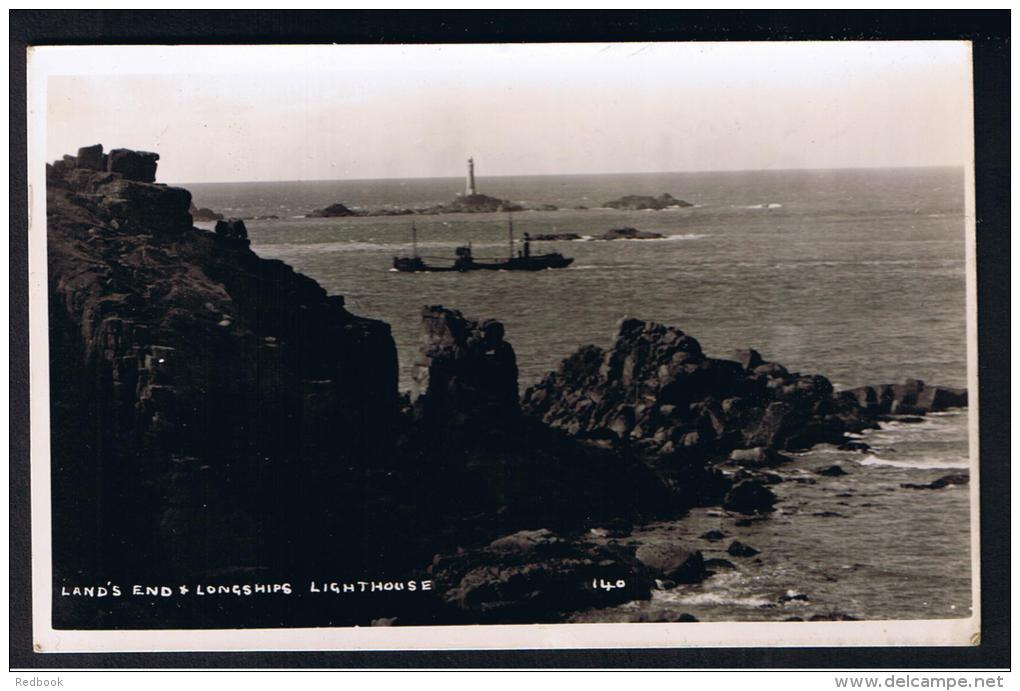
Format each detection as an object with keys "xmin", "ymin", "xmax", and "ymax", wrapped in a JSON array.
[{"xmin": 46, "ymin": 146, "xmax": 966, "ymax": 628}]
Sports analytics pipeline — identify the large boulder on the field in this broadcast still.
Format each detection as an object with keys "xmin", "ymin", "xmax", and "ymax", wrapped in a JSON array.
[
  {"xmin": 723, "ymin": 479, "xmax": 777, "ymax": 515},
  {"xmin": 76, "ymin": 143, "xmax": 106, "ymax": 171},
  {"xmin": 214, "ymin": 218, "xmax": 249, "ymax": 242},
  {"xmin": 634, "ymin": 543, "xmax": 706, "ymax": 583},
  {"xmin": 429, "ymin": 529, "xmax": 652, "ymax": 623},
  {"xmin": 107, "ymin": 148, "xmax": 159, "ymax": 182}
]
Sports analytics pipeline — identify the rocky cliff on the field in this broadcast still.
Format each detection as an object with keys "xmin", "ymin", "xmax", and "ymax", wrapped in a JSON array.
[{"xmin": 47, "ymin": 145, "xmax": 399, "ymax": 592}]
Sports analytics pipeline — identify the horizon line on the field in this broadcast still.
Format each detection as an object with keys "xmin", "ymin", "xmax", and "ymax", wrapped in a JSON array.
[{"xmin": 172, "ymin": 163, "xmax": 966, "ymax": 187}]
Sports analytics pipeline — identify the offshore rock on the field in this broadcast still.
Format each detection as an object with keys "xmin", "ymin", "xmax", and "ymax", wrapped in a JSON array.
[
  {"xmin": 901, "ymin": 473, "xmax": 969, "ymax": 490},
  {"xmin": 190, "ymin": 201, "xmax": 223, "ymax": 221},
  {"xmin": 602, "ymin": 193, "xmax": 692, "ymax": 210},
  {"xmin": 307, "ymin": 201, "xmax": 358, "ymax": 217},
  {"xmin": 726, "ymin": 540, "xmax": 760, "ymax": 557},
  {"xmin": 723, "ymin": 479, "xmax": 778, "ymax": 515},
  {"xmin": 599, "ymin": 227, "xmax": 665, "ymax": 241}
]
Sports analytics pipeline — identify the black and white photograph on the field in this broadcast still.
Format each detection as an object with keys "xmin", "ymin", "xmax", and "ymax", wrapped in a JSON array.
[{"xmin": 25, "ymin": 36, "xmax": 986, "ymax": 653}]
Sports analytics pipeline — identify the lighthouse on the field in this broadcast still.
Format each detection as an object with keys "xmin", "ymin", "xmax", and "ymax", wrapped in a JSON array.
[{"xmin": 466, "ymin": 157, "xmax": 477, "ymax": 196}]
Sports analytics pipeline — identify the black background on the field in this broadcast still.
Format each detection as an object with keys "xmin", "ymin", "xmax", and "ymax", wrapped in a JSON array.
[{"xmin": 9, "ymin": 9, "xmax": 1010, "ymax": 669}]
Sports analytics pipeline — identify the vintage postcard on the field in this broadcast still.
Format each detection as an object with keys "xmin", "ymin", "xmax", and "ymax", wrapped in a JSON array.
[{"xmin": 27, "ymin": 41, "xmax": 979, "ymax": 652}]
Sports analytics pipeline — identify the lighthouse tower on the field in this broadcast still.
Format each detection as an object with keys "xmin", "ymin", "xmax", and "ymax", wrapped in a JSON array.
[{"xmin": 466, "ymin": 157, "xmax": 477, "ymax": 196}]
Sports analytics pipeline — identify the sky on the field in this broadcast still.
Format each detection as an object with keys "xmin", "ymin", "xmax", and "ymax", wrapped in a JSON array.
[{"xmin": 35, "ymin": 42, "xmax": 974, "ymax": 183}]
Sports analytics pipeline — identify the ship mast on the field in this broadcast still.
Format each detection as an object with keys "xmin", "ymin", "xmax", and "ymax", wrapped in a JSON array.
[{"xmin": 508, "ymin": 213, "xmax": 514, "ymax": 259}]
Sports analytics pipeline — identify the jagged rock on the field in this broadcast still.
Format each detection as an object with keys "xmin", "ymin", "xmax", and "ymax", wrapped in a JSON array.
[
  {"xmin": 700, "ymin": 530, "xmax": 726, "ymax": 542},
  {"xmin": 412, "ymin": 306, "xmax": 519, "ymax": 426},
  {"xmin": 815, "ymin": 464, "xmax": 848, "ymax": 477},
  {"xmin": 429, "ymin": 529, "xmax": 652, "ymax": 623},
  {"xmin": 704, "ymin": 558, "xmax": 736, "ymax": 569},
  {"xmin": 524, "ymin": 316, "xmax": 872, "ymax": 460},
  {"xmin": 726, "ymin": 540, "xmax": 760, "ymax": 557},
  {"xmin": 522, "ymin": 316, "xmax": 879, "ymax": 509},
  {"xmin": 634, "ymin": 543, "xmax": 706, "ymax": 583},
  {"xmin": 723, "ymin": 479, "xmax": 777, "ymax": 515},
  {"xmin": 603, "ymin": 193, "xmax": 692, "ymax": 210}
]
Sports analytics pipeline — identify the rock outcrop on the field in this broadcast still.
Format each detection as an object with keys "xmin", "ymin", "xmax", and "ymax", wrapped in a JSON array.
[
  {"xmin": 523, "ymin": 320, "xmax": 872, "ymax": 461},
  {"xmin": 393, "ymin": 307, "xmax": 682, "ymax": 545},
  {"xmin": 429, "ymin": 528, "xmax": 652, "ymax": 623},
  {"xmin": 603, "ymin": 193, "xmax": 692, "ymax": 210}
]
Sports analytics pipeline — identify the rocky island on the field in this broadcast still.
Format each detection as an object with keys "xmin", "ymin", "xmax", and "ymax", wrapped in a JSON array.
[
  {"xmin": 45, "ymin": 145, "xmax": 967, "ymax": 628},
  {"xmin": 599, "ymin": 227, "xmax": 666, "ymax": 240},
  {"xmin": 307, "ymin": 193, "xmax": 529, "ymax": 218},
  {"xmin": 188, "ymin": 201, "xmax": 223, "ymax": 221},
  {"xmin": 602, "ymin": 193, "xmax": 693, "ymax": 210},
  {"xmin": 529, "ymin": 228, "xmax": 666, "ymax": 241}
]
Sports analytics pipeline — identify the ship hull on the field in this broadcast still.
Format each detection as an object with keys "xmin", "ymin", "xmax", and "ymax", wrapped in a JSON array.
[{"xmin": 393, "ymin": 255, "xmax": 573, "ymax": 273}]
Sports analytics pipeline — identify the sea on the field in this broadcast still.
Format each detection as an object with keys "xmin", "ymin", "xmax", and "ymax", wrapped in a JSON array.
[{"xmin": 185, "ymin": 167, "xmax": 973, "ymax": 623}]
